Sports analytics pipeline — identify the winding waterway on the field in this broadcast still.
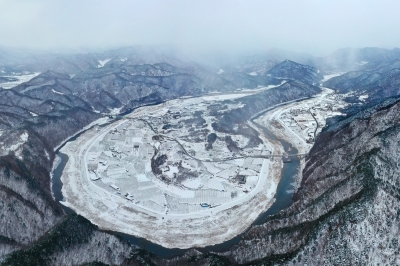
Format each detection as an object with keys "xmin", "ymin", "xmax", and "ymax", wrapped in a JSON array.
[{"xmin": 52, "ymin": 104, "xmax": 301, "ymax": 259}]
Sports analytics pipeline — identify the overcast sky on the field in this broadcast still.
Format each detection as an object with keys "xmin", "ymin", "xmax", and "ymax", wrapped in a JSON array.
[{"xmin": 0, "ymin": 0, "xmax": 398, "ymax": 55}]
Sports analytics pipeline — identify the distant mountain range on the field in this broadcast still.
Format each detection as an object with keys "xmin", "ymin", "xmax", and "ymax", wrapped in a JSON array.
[
  {"xmin": 1, "ymin": 46, "xmax": 400, "ymax": 265},
  {"xmin": 2, "ymin": 46, "xmax": 400, "ymax": 75},
  {"xmin": 324, "ymin": 58, "xmax": 400, "ymax": 104},
  {"xmin": 266, "ymin": 59, "xmax": 323, "ymax": 85}
]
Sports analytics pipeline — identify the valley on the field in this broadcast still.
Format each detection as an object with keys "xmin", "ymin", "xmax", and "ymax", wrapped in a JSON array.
[
  {"xmin": 55, "ymin": 74, "xmax": 345, "ymax": 249},
  {"xmin": 58, "ymin": 90, "xmax": 281, "ymax": 249},
  {"xmin": 2, "ymin": 45, "xmax": 400, "ymax": 265},
  {"xmin": 0, "ymin": 72, "xmax": 41, "ymax": 90}
]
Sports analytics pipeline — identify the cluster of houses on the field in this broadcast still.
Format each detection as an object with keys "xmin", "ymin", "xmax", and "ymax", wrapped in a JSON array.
[
  {"xmin": 279, "ymin": 96, "xmax": 347, "ymax": 144},
  {"xmin": 281, "ymin": 108, "xmax": 316, "ymax": 143}
]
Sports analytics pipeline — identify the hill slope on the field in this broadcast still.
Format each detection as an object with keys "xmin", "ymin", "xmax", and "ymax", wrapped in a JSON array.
[{"xmin": 266, "ymin": 60, "xmax": 323, "ymax": 85}]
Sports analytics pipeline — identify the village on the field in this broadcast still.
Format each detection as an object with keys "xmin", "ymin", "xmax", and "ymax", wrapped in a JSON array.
[
  {"xmin": 277, "ymin": 89, "xmax": 347, "ymax": 143},
  {"xmin": 73, "ymin": 86, "xmax": 347, "ymax": 223},
  {"xmin": 83, "ymin": 93, "xmax": 275, "ymax": 216},
  {"xmin": 59, "ymin": 85, "xmax": 352, "ymax": 249}
]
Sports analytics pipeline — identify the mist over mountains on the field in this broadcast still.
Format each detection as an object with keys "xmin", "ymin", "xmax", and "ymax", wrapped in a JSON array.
[{"xmin": 1, "ymin": 45, "xmax": 400, "ymax": 265}]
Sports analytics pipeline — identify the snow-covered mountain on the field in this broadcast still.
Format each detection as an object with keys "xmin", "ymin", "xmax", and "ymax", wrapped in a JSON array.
[
  {"xmin": 1, "ymin": 46, "xmax": 400, "ymax": 265},
  {"xmin": 266, "ymin": 59, "xmax": 324, "ymax": 85}
]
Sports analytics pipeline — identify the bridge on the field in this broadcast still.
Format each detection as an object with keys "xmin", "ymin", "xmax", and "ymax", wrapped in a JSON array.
[
  {"xmin": 198, "ymin": 153, "xmax": 308, "ymax": 163},
  {"xmin": 262, "ymin": 153, "xmax": 308, "ymax": 159}
]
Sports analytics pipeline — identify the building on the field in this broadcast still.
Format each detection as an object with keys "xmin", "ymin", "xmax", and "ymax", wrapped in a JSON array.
[{"xmin": 110, "ymin": 184, "xmax": 120, "ymax": 191}]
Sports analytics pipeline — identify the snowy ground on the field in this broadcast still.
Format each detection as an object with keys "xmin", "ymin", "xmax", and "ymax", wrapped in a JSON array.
[
  {"xmin": 98, "ymin": 59, "xmax": 111, "ymax": 68},
  {"xmin": 0, "ymin": 72, "xmax": 41, "ymax": 89},
  {"xmin": 57, "ymin": 74, "xmax": 350, "ymax": 248},
  {"xmin": 255, "ymin": 87, "xmax": 347, "ymax": 154},
  {"xmin": 0, "ymin": 131, "xmax": 30, "ymax": 159},
  {"xmin": 321, "ymin": 72, "xmax": 345, "ymax": 83},
  {"xmin": 59, "ymin": 92, "xmax": 283, "ymax": 248},
  {"xmin": 254, "ymin": 86, "xmax": 349, "ymax": 192}
]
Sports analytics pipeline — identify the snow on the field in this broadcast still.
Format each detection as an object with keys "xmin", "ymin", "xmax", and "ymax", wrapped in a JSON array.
[
  {"xmin": 103, "ymin": 151, "xmax": 113, "ymax": 157},
  {"xmin": 164, "ymin": 166, "xmax": 179, "ymax": 179},
  {"xmin": 248, "ymin": 72, "xmax": 257, "ymax": 76},
  {"xmin": 182, "ymin": 179, "xmax": 202, "ymax": 189},
  {"xmin": 107, "ymin": 107, "xmax": 124, "ymax": 115},
  {"xmin": 145, "ymin": 162, "xmax": 152, "ymax": 172},
  {"xmin": 200, "ymin": 92, "xmax": 252, "ymax": 101},
  {"xmin": 203, "ymin": 162, "xmax": 222, "ymax": 174},
  {"xmin": 136, "ymin": 174, "xmax": 150, "ymax": 182},
  {"xmin": 359, "ymin": 94, "xmax": 369, "ymax": 101},
  {"xmin": 215, "ymin": 169, "xmax": 237, "ymax": 179},
  {"xmin": 239, "ymin": 169, "xmax": 257, "ymax": 175},
  {"xmin": 3, "ymin": 132, "xmax": 29, "ymax": 160},
  {"xmin": 355, "ymin": 61, "xmax": 368, "ymax": 66},
  {"xmin": 207, "ymin": 179, "xmax": 225, "ymax": 191},
  {"xmin": 98, "ymin": 59, "xmax": 111, "ymax": 68},
  {"xmin": 231, "ymin": 159, "xmax": 245, "ymax": 166},
  {"xmin": 53, "ymin": 116, "xmax": 110, "ymax": 152},
  {"xmin": 322, "ymin": 72, "xmax": 344, "ymax": 82},
  {"xmin": 20, "ymin": 132, "xmax": 28, "ymax": 142},
  {"xmin": 89, "ymin": 172, "xmax": 99, "ymax": 181},
  {"xmin": 131, "ymin": 137, "xmax": 142, "ymax": 143},
  {"xmin": 217, "ymin": 69, "xmax": 224, "ymax": 74},
  {"xmin": 110, "ymin": 184, "xmax": 120, "ymax": 190},
  {"xmin": 246, "ymin": 175, "xmax": 258, "ymax": 184},
  {"xmin": 240, "ymin": 80, "xmax": 286, "ymax": 93},
  {"xmin": 57, "ymin": 89, "xmax": 286, "ymax": 249},
  {"xmin": 8, "ymin": 142, "xmax": 22, "ymax": 152},
  {"xmin": 0, "ymin": 72, "xmax": 41, "ymax": 89},
  {"xmin": 154, "ymin": 141, "xmax": 160, "ymax": 149},
  {"xmin": 252, "ymin": 158, "xmax": 264, "ymax": 165},
  {"xmin": 29, "ymin": 111, "xmax": 38, "ymax": 116},
  {"xmin": 52, "ymin": 89, "xmax": 64, "ymax": 95}
]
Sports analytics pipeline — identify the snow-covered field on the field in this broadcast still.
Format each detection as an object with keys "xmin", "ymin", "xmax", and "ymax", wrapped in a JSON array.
[
  {"xmin": 56, "ymin": 76, "xmax": 351, "ymax": 248},
  {"xmin": 59, "ymin": 92, "xmax": 283, "ymax": 248},
  {"xmin": 0, "ymin": 72, "xmax": 41, "ymax": 89},
  {"xmin": 321, "ymin": 72, "xmax": 344, "ymax": 83},
  {"xmin": 256, "ymin": 87, "xmax": 347, "ymax": 153},
  {"xmin": 254, "ymin": 87, "xmax": 349, "ymax": 191},
  {"xmin": 98, "ymin": 59, "xmax": 111, "ymax": 68}
]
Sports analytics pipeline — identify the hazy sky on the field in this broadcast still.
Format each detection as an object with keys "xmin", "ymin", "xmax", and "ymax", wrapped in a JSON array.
[{"xmin": 0, "ymin": 0, "xmax": 398, "ymax": 55}]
